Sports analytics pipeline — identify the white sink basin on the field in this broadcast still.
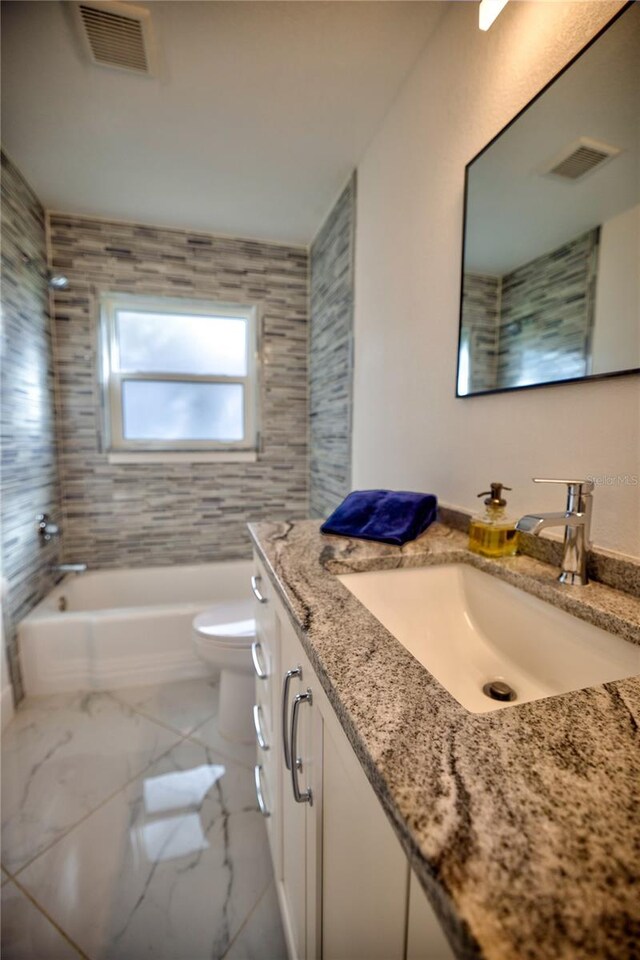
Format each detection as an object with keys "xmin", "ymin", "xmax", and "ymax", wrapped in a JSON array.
[{"xmin": 337, "ymin": 564, "xmax": 640, "ymax": 713}]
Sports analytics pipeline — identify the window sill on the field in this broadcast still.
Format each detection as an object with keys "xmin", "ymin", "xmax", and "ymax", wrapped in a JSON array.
[{"xmin": 107, "ymin": 451, "xmax": 258, "ymax": 465}]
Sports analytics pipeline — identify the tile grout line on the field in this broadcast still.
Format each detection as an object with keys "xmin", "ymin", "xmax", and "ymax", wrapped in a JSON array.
[
  {"xmin": 185, "ymin": 713, "xmax": 258, "ymax": 769},
  {"xmin": 9, "ymin": 764, "xmax": 269, "ymax": 960},
  {"xmin": 8, "ymin": 873, "xmax": 93, "ymax": 960},
  {"xmin": 7, "ymin": 700, "xmax": 253, "ymax": 881},
  {"xmin": 4, "ymin": 683, "xmax": 267, "ymax": 957},
  {"xmin": 103, "ymin": 687, "xmax": 218, "ymax": 741},
  {"xmin": 219, "ymin": 877, "xmax": 274, "ymax": 960},
  {"xmin": 7, "ymin": 731, "xmax": 189, "ymax": 881},
  {"xmin": 182, "ymin": 733, "xmax": 257, "ymax": 771},
  {"xmin": 5, "ymin": 682, "xmax": 251, "ymax": 880},
  {"xmin": 104, "ymin": 686, "xmax": 256, "ymax": 769}
]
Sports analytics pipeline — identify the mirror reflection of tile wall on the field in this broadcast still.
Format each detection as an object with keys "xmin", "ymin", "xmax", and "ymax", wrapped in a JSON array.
[
  {"xmin": 459, "ymin": 3, "xmax": 639, "ymax": 396},
  {"xmin": 461, "ymin": 229, "xmax": 598, "ymax": 393}
]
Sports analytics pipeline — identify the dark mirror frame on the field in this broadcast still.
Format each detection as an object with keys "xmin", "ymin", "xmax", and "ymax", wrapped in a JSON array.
[{"xmin": 456, "ymin": 1, "xmax": 639, "ymax": 399}]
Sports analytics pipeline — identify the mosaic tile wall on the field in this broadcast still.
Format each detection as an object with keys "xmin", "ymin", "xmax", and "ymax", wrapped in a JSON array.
[
  {"xmin": 309, "ymin": 174, "xmax": 356, "ymax": 518},
  {"xmin": 497, "ymin": 229, "xmax": 598, "ymax": 386},
  {"xmin": 1, "ymin": 151, "xmax": 62, "ymax": 701},
  {"xmin": 462, "ymin": 229, "xmax": 598, "ymax": 392},
  {"xmin": 49, "ymin": 214, "xmax": 309, "ymax": 567},
  {"xmin": 460, "ymin": 274, "xmax": 499, "ymax": 394}
]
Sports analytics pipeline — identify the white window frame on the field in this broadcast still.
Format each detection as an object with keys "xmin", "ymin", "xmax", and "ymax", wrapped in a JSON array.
[{"xmin": 99, "ymin": 293, "xmax": 259, "ymax": 456}]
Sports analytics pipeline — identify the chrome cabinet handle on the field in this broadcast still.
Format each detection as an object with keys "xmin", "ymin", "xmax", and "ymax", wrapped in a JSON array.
[
  {"xmin": 290, "ymin": 689, "xmax": 313, "ymax": 806},
  {"xmin": 251, "ymin": 640, "xmax": 268, "ymax": 680},
  {"xmin": 282, "ymin": 666, "xmax": 301, "ymax": 770},
  {"xmin": 253, "ymin": 704, "xmax": 269, "ymax": 751},
  {"xmin": 251, "ymin": 574, "xmax": 267, "ymax": 603},
  {"xmin": 254, "ymin": 764, "xmax": 270, "ymax": 818}
]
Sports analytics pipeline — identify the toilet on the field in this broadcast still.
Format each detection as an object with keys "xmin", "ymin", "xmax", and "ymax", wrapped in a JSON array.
[{"xmin": 192, "ymin": 600, "xmax": 256, "ymax": 744}]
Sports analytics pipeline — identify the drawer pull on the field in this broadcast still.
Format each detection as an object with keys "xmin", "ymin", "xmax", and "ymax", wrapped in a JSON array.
[
  {"xmin": 253, "ymin": 703, "xmax": 270, "ymax": 751},
  {"xmin": 290, "ymin": 689, "xmax": 313, "ymax": 806},
  {"xmin": 251, "ymin": 640, "xmax": 268, "ymax": 680},
  {"xmin": 282, "ymin": 666, "xmax": 301, "ymax": 770},
  {"xmin": 254, "ymin": 764, "xmax": 270, "ymax": 818},
  {"xmin": 251, "ymin": 574, "xmax": 267, "ymax": 604}
]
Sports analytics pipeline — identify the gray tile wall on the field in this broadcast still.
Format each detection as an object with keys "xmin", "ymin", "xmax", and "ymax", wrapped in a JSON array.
[
  {"xmin": 309, "ymin": 174, "xmax": 355, "ymax": 518},
  {"xmin": 498, "ymin": 229, "xmax": 598, "ymax": 386},
  {"xmin": 460, "ymin": 274, "xmax": 499, "ymax": 393},
  {"xmin": 49, "ymin": 214, "xmax": 309, "ymax": 567},
  {"xmin": 462, "ymin": 229, "xmax": 598, "ymax": 392},
  {"xmin": 1, "ymin": 151, "xmax": 62, "ymax": 701}
]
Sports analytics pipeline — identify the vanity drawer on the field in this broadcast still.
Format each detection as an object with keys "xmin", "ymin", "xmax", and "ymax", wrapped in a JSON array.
[{"xmin": 252, "ymin": 558, "xmax": 276, "ymax": 676}]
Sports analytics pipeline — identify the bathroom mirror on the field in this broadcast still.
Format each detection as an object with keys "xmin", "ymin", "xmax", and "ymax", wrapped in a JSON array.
[{"xmin": 457, "ymin": 3, "xmax": 639, "ymax": 397}]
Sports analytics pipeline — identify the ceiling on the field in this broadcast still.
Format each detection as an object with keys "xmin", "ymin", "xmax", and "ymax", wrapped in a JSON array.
[
  {"xmin": 464, "ymin": 3, "xmax": 640, "ymax": 275},
  {"xmin": 1, "ymin": 0, "xmax": 444, "ymax": 246}
]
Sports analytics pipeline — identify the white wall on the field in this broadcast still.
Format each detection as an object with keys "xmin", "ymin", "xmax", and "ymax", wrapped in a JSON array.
[
  {"xmin": 592, "ymin": 203, "xmax": 640, "ymax": 375},
  {"xmin": 1, "ymin": 635, "xmax": 15, "ymax": 731},
  {"xmin": 353, "ymin": 1, "xmax": 640, "ymax": 558},
  {"xmin": 1, "ymin": 585, "xmax": 15, "ymax": 730}
]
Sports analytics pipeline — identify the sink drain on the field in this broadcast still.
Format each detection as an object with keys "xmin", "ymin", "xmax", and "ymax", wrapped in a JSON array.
[{"xmin": 483, "ymin": 680, "xmax": 517, "ymax": 702}]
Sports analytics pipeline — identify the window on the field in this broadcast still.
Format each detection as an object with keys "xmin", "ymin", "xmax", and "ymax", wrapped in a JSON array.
[{"xmin": 100, "ymin": 294, "xmax": 258, "ymax": 455}]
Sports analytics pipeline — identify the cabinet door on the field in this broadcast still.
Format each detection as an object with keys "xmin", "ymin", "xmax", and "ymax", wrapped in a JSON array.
[
  {"xmin": 321, "ymin": 703, "xmax": 408, "ymax": 960},
  {"xmin": 279, "ymin": 610, "xmax": 314, "ymax": 960},
  {"xmin": 253, "ymin": 559, "xmax": 453, "ymax": 960},
  {"xmin": 406, "ymin": 870, "xmax": 456, "ymax": 960}
]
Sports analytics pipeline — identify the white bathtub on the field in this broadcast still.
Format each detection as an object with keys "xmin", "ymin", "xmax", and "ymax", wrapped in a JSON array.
[{"xmin": 18, "ymin": 560, "xmax": 254, "ymax": 696}]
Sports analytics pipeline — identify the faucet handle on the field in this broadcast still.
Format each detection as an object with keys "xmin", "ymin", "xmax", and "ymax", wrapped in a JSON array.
[
  {"xmin": 533, "ymin": 478, "xmax": 594, "ymax": 495},
  {"xmin": 36, "ymin": 513, "xmax": 60, "ymax": 543}
]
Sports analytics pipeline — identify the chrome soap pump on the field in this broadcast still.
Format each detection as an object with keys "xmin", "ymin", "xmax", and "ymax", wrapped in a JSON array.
[{"xmin": 468, "ymin": 482, "xmax": 518, "ymax": 558}]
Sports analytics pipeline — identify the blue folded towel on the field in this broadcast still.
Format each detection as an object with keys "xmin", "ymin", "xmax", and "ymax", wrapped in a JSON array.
[{"xmin": 321, "ymin": 490, "xmax": 438, "ymax": 546}]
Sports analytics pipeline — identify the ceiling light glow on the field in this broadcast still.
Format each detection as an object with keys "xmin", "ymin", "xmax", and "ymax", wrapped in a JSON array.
[{"xmin": 479, "ymin": 0, "xmax": 508, "ymax": 31}]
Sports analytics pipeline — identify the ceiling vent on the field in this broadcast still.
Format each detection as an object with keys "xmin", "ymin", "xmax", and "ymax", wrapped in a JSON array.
[
  {"xmin": 72, "ymin": 1, "xmax": 158, "ymax": 76},
  {"xmin": 542, "ymin": 137, "xmax": 622, "ymax": 182}
]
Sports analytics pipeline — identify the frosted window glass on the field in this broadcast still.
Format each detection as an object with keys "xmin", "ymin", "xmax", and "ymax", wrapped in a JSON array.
[
  {"xmin": 122, "ymin": 381, "xmax": 244, "ymax": 441},
  {"xmin": 117, "ymin": 311, "xmax": 247, "ymax": 375}
]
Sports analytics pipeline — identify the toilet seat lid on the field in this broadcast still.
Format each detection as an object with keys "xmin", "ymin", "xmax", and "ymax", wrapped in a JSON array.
[{"xmin": 193, "ymin": 600, "xmax": 256, "ymax": 646}]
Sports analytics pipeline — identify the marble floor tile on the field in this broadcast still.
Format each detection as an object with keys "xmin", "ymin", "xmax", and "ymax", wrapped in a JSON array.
[
  {"xmin": 190, "ymin": 714, "xmax": 257, "ymax": 768},
  {"xmin": 2, "ymin": 881, "xmax": 84, "ymax": 959},
  {"xmin": 224, "ymin": 880, "xmax": 287, "ymax": 960},
  {"xmin": 111, "ymin": 676, "xmax": 219, "ymax": 736},
  {"xmin": 2, "ymin": 691, "xmax": 181, "ymax": 872},
  {"xmin": 17, "ymin": 739, "xmax": 273, "ymax": 960}
]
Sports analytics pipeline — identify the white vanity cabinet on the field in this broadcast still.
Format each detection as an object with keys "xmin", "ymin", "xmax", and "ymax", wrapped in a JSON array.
[
  {"xmin": 251, "ymin": 553, "xmax": 456, "ymax": 960},
  {"xmin": 251, "ymin": 559, "xmax": 280, "ymax": 869},
  {"xmin": 320, "ymin": 692, "xmax": 408, "ymax": 960},
  {"xmin": 252, "ymin": 555, "xmax": 320, "ymax": 960},
  {"xmin": 278, "ymin": 606, "xmax": 322, "ymax": 960}
]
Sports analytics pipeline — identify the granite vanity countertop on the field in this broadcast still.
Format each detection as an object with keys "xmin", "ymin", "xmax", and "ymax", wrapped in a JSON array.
[{"xmin": 248, "ymin": 519, "xmax": 640, "ymax": 960}]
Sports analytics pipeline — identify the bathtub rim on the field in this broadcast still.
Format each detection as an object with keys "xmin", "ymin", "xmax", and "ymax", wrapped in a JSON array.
[
  {"xmin": 24, "ymin": 558, "xmax": 255, "ymax": 620},
  {"xmin": 17, "ymin": 558, "xmax": 256, "ymax": 696}
]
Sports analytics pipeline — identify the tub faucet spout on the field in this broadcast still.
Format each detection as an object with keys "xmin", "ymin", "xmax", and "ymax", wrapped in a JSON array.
[
  {"xmin": 515, "ymin": 479, "xmax": 594, "ymax": 586},
  {"xmin": 53, "ymin": 563, "xmax": 87, "ymax": 575}
]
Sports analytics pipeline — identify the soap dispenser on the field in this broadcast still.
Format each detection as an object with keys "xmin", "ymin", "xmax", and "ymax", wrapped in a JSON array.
[{"xmin": 468, "ymin": 482, "xmax": 518, "ymax": 558}]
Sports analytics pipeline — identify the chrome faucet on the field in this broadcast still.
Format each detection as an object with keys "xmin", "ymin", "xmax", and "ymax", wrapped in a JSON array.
[
  {"xmin": 515, "ymin": 478, "xmax": 594, "ymax": 586},
  {"xmin": 52, "ymin": 563, "xmax": 88, "ymax": 575},
  {"xmin": 37, "ymin": 513, "xmax": 60, "ymax": 543}
]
